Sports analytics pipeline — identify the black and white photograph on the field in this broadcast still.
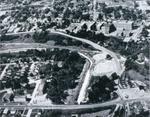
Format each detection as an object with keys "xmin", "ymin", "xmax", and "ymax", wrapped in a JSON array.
[{"xmin": 0, "ymin": 0, "xmax": 149, "ymax": 117}]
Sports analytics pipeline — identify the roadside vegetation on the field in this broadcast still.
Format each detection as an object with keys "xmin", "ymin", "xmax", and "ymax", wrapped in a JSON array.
[
  {"xmin": 32, "ymin": 30, "xmax": 95, "ymax": 50},
  {"xmin": 0, "ymin": 48, "xmax": 86, "ymax": 104},
  {"xmin": 42, "ymin": 51, "xmax": 85, "ymax": 104},
  {"xmin": 87, "ymin": 74, "xmax": 119, "ymax": 103}
]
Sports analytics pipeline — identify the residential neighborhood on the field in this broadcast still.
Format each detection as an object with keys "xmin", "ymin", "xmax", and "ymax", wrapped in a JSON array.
[{"xmin": 0, "ymin": 0, "xmax": 150, "ymax": 117}]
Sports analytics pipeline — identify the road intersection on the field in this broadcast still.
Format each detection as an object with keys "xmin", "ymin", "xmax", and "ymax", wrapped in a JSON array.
[{"xmin": 0, "ymin": 30, "xmax": 147, "ymax": 116}]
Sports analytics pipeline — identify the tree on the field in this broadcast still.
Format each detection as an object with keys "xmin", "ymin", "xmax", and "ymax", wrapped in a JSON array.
[
  {"xmin": 41, "ymin": 50, "xmax": 85, "ymax": 104},
  {"xmin": 47, "ymin": 16, "xmax": 51, "ymax": 22},
  {"xmin": 147, "ymin": 0, "xmax": 150, "ymax": 5},
  {"xmin": 109, "ymin": 23, "xmax": 116, "ymax": 33},
  {"xmin": 49, "ymin": 22, "xmax": 57, "ymax": 28},
  {"xmin": 61, "ymin": 19, "xmax": 70, "ymax": 28},
  {"xmin": 73, "ymin": 10, "xmax": 82, "ymax": 20},
  {"xmin": 88, "ymin": 75, "xmax": 117, "ymax": 103},
  {"xmin": 141, "ymin": 28, "xmax": 149, "ymax": 37},
  {"xmin": 81, "ymin": 13, "xmax": 90, "ymax": 20},
  {"xmin": 94, "ymin": 33, "xmax": 107, "ymax": 44},
  {"xmin": 81, "ymin": 23, "xmax": 88, "ymax": 31},
  {"xmin": 98, "ymin": 13, "xmax": 103, "ymax": 20},
  {"xmin": 106, "ymin": 54, "xmax": 112, "ymax": 60},
  {"xmin": 44, "ymin": 8, "xmax": 50, "ymax": 14},
  {"xmin": 32, "ymin": 30, "xmax": 49, "ymax": 43},
  {"xmin": 111, "ymin": 73, "xmax": 119, "ymax": 80},
  {"xmin": 20, "ymin": 70, "xmax": 29, "ymax": 83},
  {"xmin": 114, "ymin": 10, "xmax": 121, "ymax": 19},
  {"xmin": 37, "ymin": 21, "xmax": 42, "ymax": 27},
  {"xmin": 12, "ymin": 79, "xmax": 21, "ymax": 89},
  {"xmin": 125, "ymin": 58, "xmax": 138, "ymax": 71},
  {"xmin": 9, "ymin": 94, "xmax": 14, "ymax": 102},
  {"xmin": 90, "ymin": 22, "xmax": 97, "ymax": 31}
]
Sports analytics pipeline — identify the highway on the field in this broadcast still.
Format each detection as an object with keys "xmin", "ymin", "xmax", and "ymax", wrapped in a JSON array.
[
  {"xmin": 0, "ymin": 43, "xmax": 91, "ymax": 53},
  {"xmin": 0, "ymin": 99, "xmax": 119, "ymax": 110},
  {"xmin": 0, "ymin": 97, "xmax": 150, "ymax": 111},
  {"xmin": 52, "ymin": 31, "xmax": 123, "ymax": 75},
  {"xmin": 0, "ymin": 30, "xmax": 124, "ymax": 113},
  {"xmin": 0, "ymin": 43, "xmax": 94, "ymax": 106},
  {"xmin": 0, "ymin": 43, "xmax": 95, "ymax": 104},
  {"xmin": 1, "ymin": 30, "xmax": 124, "ymax": 97},
  {"xmin": 1, "ymin": 30, "xmax": 123, "ymax": 75},
  {"xmin": 0, "ymin": 45, "xmax": 95, "ymax": 116}
]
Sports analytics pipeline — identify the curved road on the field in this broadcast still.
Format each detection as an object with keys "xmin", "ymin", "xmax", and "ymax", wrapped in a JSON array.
[
  {"xmin": 0, "ymin": 31, "xmax": 124, "ymax": 112},
  {"xmin": 52, "ymin": 31, "xmax": 123, "ymax": 75},
  {"xmin": 1, "ymin": 30, "xmax": 124, "ymax": 75}
]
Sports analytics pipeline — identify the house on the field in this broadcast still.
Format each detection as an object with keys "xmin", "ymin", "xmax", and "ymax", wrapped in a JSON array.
[{"xmin": 2, "ymin": 92, "xmax": 14, "ymax": 103}]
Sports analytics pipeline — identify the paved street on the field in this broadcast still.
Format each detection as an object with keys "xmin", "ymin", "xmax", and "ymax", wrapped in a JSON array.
[
  {"xmin": 0, "ymin": 30, "xmax": 139, "ymax": 115},
  {"xmin": 0, "ymin": 97, "xmax": 150, "ymax": 111}
]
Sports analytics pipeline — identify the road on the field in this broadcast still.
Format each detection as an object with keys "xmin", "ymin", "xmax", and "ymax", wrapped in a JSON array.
[
  {"xmin": 0, "ymin": 43, "xmax": 91, "ymax": 53},
  {"xmin": 0, "ymin": 64, "xmax": 9, "ymax": 80},
  {"xmin": 0, "ymin": 0, "xmax": 53, "ymax": 11},
  {"xmin": 1, "ymin": 30, "xmax": 123, "ymax": 103},
  {"xmin": 131, "ymin": 25, "xmax": 144, "ymax": 42},
  {"xmin": 51, "ymin": 31, "xmax": 123, "ymax": 75},
  {"xmin": 26, "ymin": 79, "xmax": 43, "ymax": 117},
  {"xmin": 0, "ymin": 98, "xmax": 120, "ymax": 110},
  {"xmin": 0, "ymin": 97, "xmax": 150, "ymax": 111},
  {"xmin": 51, "ymin": 0, "xmax": 55, "ymax": 7},
  {"xmin": 1, "ymin": 30, "xmax": 123, "ymax": 75},
  {"xmin": 0, "ymin": 43, "xmax": 94, "ymax": 104},
  {"xmin": 77, "ymin": 53, "xmax": 94, "ymax": 104},
  {"xmin": 0, "ymin": 45, "xmax": 94, "ymax": 116},
  {"xmin": 0, "ymin": 30, "xmax": 124, "ymax": 114},
  {"xmin": 93, "ymin": 0, "xmax": 97, "ymax": 21}
]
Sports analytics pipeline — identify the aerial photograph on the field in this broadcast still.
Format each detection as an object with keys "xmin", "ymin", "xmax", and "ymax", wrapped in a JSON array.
[{"xmin": 0, "ymin": 0, "xmax": 149, "ymax": 117}]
